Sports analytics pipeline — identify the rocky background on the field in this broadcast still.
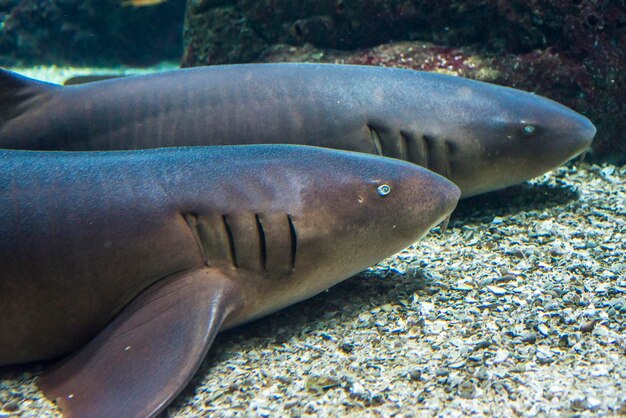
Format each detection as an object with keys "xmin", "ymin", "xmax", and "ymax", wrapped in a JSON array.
[
  {"xmin": 0, "ymin": 0, "xmax": 185, "ymax": 66},
  {"xmin": 0, "ymin": 0, "xmax": 623, "ymax": 162}
]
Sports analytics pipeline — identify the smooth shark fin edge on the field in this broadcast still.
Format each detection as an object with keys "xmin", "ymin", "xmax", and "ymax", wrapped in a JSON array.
[{"xmin": 39, "ymin": 267, "xmax": 243, "ymax": 418}]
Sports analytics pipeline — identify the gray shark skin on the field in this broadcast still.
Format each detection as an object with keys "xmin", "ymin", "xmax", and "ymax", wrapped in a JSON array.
[
  {"xmin": 0, "ymin": 64, "xmax": 596, "ymax": 197},
  {"xmin": 0, "ymin": 145, "xmax": 459, "ymax": 418}
]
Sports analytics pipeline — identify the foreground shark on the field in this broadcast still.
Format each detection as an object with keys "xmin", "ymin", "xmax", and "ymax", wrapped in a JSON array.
[
  {"xmin": 0, "ymin": 145, "xmax": 459, "ymax": 417},
  {"xmin": 0, "ymin": 64, "xmax": 595, "ymax": 198}
]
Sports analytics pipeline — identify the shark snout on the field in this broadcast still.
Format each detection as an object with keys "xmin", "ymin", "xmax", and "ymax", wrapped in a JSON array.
[
  {"xmin": 549, "ymin": 112, "xmax": 597, "ymax": 164},
  {"xmin": 572, "ymin": 115, "xmax": 597, "ymax": 155},
  {"xmin": 424, "ymin": 172, "xmax": 461, "ymax": 227},
  {"xmin": 545, "ymin": 102, "xmax": 597, "ymax": 161},
  {"xmin": 394, "ymin": 164, "xmax": 461, "ymax": 237}
]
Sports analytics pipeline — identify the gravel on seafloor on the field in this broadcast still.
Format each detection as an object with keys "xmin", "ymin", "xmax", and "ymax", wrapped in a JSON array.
[{"xmin": 0, "ymin": 67, "xmax": 624, "ymax": 417}]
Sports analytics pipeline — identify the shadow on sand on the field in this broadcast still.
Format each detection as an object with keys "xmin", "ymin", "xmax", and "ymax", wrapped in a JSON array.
[{"xmin": 452, "ymin": 182, "xmax": 580, "ymax": 226}]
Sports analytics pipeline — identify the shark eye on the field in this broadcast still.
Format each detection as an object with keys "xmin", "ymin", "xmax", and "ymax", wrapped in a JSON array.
[
  {"xmin": 523, "ymin": 124, "xmax": 536, "ymax": 136},
  {"xmin": 376, "ymin": 184, "xmax": 391, "ymax": 196}
]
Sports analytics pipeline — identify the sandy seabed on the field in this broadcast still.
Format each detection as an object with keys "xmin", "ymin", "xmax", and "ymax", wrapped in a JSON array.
[{"xmin": 0, "ymin": 66, "xmax": 624, "ymax": 417}]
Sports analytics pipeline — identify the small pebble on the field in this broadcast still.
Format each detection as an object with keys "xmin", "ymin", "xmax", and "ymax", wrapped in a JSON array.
[
  {"xmin": 497, "ymin": 274, "xmax": 516, "ymax": 283},
  {"xmin": 536, "ymin": 346, "xmax": 555, "ymax": 364},
  {"xmin": 305, "ymin": 376, "xmax": 341, "ymax": 394},
  {"xmin": 475, "ymin": 366, "xmax": 489, "ymax": 380},
  {"xmin": 408, "ymin": 369, "xmax": 422, "ymax": 381},
  {"xmin": 548, "ymin": 385, "xmax": 565, "ymax": 395},
  {"xmin": 457, "ymin": 380, "xmax": 476, "ymax": 399},
  {"xmin": 2, "ymin": 401, "xmax": 19, "ymax": 413},
  {"xmin": 487, "ymin": 285, "xmax": 507, "ymax": 296},
  {"xmin": 493, "ymin": 349, "xmax": 509, "ymax": 364},
  {"xmin": 521, "ymin": 332, "xmax": 537, "ymax": 344},
  {"xmin": 454, "ymin": 281, "xmax": 474, "ymax": 291},
  {"xmin": 350, "ymin": 382, "xmax": 367, "ymax": 399},
  {"xmin": 590, "ymin": 364, "xmax": 609, "ymax": 377},
  {"xmin": 435, "ymin": 368, "xmax": 449, "ymax": 377},
  {"xmin": 380, "ymin": 304, "xmax": 393, "ymax": 313},
  {"xmin": 474, "ymin": 339, "xmax": 492, "ymax": 350},
  {"xmin": 339, "ymin": 342, "xmax": 354, "ymax": 353},
  {"xmin": 580, "ymin": 319, "xmax": 597, "ymax": 333},
  {"xmin": 511, "ymin": 362, "xmax": 528, "ymax": 373},
  {"xmin": 587, "ymin": 397, "xmax": 602, "ymax": 410}
]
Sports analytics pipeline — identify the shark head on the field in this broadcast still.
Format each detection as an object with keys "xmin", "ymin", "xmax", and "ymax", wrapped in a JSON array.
[
  {"xmin": 417, "ymin": 75, "xmax": 596, "ymax": 197},
  {"xmin": 220, "ymin": 145, "xmax": 460, "ymax": 325}
]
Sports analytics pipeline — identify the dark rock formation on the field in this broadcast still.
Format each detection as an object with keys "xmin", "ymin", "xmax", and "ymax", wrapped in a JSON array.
[
  {"xmin": 182, "ymin": 0, "xmax": 626, "ymax": 162},
  {"xmin": 0, "ymin": 0, "xmax": 185, "ymax": 66}
]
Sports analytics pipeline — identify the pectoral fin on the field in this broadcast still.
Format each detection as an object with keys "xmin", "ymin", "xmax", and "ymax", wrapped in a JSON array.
[{"xmin": 39, "ymin": 267, "xmax": 243, "ymax": 418}]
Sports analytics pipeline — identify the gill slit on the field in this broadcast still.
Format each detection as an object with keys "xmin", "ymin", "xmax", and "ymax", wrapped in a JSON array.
[
  {"xmin": 367, "ymin": 124, "xmax": 383, "ymax": 156},
  {"xmin": 222, "ymin": 215, "xmax": 238, "ymax": 268},
  {"xmin": 182, "ymin": 213, "xmax": 208, "ymax": 266},
  {"xmin": 399, "ymin": 131, "xmax": 409, "ymax": 161},
  {"xmin": 287, "ymin": 214, "xmax": 297, "ymax": 271},
  {"xmin": 422, "ymin": 134, "xmax": 434, "ymax": 170},
  {"xmin": 443, "ymin": 140, "xmax": 452, "ymax": 179},
  {"xmin": 255, "ymin": 214, "xmax": 267, "ymax": 271}
]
